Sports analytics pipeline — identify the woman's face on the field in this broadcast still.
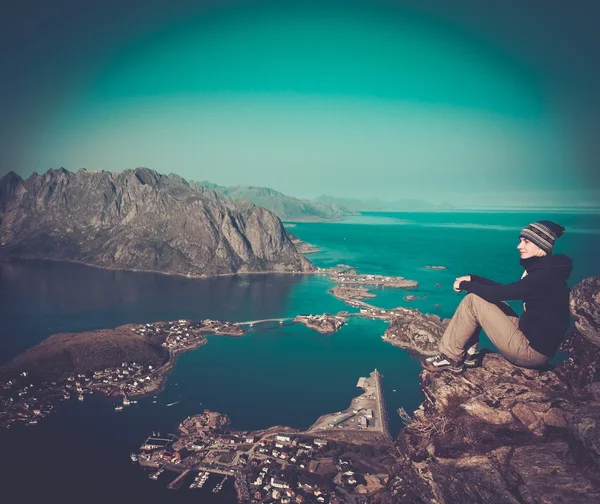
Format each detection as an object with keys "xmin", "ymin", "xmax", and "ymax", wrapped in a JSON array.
[{"xmin": 517, "ymin": 237, "xmax": 546, "ymax": 259}]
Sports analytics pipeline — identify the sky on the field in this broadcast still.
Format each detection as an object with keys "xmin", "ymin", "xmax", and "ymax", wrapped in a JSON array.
[{"xmin": 1, "ymin": 0, "xmax": 599, "ymax": 207}]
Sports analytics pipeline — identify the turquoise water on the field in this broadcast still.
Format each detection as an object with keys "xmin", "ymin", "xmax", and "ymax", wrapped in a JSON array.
[
  {"xmin": 292, "ymin": 211, "xmax": 600, "ymax": 319},
  {"xmin": 0, "ymin": 211, "xmax": 598, "ymax": 503}
]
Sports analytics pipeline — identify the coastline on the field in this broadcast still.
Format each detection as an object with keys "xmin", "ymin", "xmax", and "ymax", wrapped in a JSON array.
[
  {"xmin": 0, "ymin": 255, "xmax": 318, "ymax": 280},
  {"xmin": 99, "ymin": 335, "xmax": 210, "ymax": 400}
]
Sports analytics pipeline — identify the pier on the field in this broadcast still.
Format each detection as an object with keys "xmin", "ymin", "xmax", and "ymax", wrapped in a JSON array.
[
  {"xmin": 167, "ymin": 469, "xmax": 191, "ymax": 490},
  {"xmin": 197, "ymin": 466, "xmax": 235, "ymax": 476},
  {"xmin": 373, "ymin": 369, "xmax": 392, "ymax": 443},
  {"xmin": 307, "ymin": 368, "xmax": 391, "ymax": 442}
]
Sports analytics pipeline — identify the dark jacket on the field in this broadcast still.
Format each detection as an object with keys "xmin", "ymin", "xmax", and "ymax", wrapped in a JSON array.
[{"xmin": 459, "ymin": 254, "xmax": 573, "ymax": 358}]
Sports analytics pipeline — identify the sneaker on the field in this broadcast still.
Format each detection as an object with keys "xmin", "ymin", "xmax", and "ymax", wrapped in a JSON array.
[
  {"xmin": 422, "ymin": 353, "xmax": 464, "ymax": 374},
  {"xmin": 464, "ymin": 345, "xmax": 480, "ymax": 368}
]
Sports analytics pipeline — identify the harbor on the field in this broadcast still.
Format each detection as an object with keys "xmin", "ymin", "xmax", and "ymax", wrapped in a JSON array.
[{"xmin": 130, "ymin": 370, "xmax": 396, "ymax": 502}]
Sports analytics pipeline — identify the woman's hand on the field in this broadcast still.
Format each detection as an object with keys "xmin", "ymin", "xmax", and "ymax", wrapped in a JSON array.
[{"xmin": 453, "ymin": 275, "xmax": 471, "ymax": 292}]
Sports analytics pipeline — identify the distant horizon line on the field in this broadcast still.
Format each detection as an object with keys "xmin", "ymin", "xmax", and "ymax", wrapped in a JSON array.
[{"xmin": 354, "ymin": 207, "xmax": 600, "ymax": 213}]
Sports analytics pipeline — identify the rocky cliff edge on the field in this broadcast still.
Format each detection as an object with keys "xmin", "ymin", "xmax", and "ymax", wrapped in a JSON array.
[{"xmin": 376, "ymin": 276, "xmax": 600, "ymax": 503}]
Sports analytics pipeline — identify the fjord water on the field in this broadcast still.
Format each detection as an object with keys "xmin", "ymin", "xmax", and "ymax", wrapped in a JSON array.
[{"xmin": 1, "ymin": 211, "xmax": 599, "ymax": 503}]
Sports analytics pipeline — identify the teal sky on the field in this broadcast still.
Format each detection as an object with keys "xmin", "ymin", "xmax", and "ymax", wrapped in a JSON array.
[{"xmin": 2, "ymin": 0, "xmax": 599, "ymax": 207}]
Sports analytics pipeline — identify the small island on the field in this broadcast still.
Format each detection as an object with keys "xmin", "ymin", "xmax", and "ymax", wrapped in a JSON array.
[
  {"xmin": 326, "ymin": 269, "xmax": 418, "ymax": 289},
  {"xmin": 294, "ymin": 314, "xmax": 346, "ymax": 334},
  {"xmin": 329, "ymin": 285, "xmax": 376, "ymax": 304},
  {"xmin": 403, "ymin": 295, "xmax": 428, "ymax": 301}
]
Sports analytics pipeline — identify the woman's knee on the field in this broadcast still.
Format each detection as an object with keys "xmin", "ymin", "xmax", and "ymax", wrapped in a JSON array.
[
  {"xmin": 462, "ymin": 293, "xmax": 481, "ymax": 307},
  {"xmin": 464, "ymin": 293, "xmax": 494, "ymax": 308},
  {"xmin": 463, "ymin": 293, "xmax": 476, "ymax": 302}
]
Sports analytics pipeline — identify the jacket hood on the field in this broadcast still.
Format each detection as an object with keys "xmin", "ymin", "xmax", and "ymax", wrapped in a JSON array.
[{"xmin": 520, "ymin": 254, "xmax": 573, "ymax": 280}]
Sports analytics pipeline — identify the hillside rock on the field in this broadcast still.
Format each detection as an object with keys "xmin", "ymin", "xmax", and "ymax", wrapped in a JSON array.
[
  {"xmin": 0, "ymin": 168, "xmax": 314, "ymax": 276},
  {"xmin": 555, "ymin": 276, "xmax": 600, "ymax": 388},
  {"xmin": 383, "ymin": 308, "xmax": 449, "ymax": 356},
  {"xmin": 375, "ymin": 276, "xmax": 600, "ymax": 503},
  {"xmin": 0, "ymin": 324, "xmax": 168, "ymax": 381}
]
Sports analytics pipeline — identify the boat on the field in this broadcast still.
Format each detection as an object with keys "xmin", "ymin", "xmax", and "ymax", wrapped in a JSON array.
[
  {"xmin": 130, "ymin": 453, "xmax": 138, "ymax": 462},
  {"xmin": 115, "ymin": 405, "xmax": 124, "ymax": 412},
  {"xmin": 195, "ymin": 471, "xmax": 210, "ymax": 488},
  {"xmin": 149, "ymin": 468, "xmax": 163, "ymax": 480},
  {"xmin": 195, "ymin": 472, "xmax": 209, "ymax": 488},
  {"xmin": 166, "ymin": 400, "xmax": 180, "ymax": 407},
  {"xmin": 78, "ymin": 395, "xmax": 84, "ymax": 401}
]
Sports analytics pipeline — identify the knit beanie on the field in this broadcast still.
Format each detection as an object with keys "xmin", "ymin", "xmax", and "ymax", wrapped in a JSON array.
[{"xmin": 519, "ymin": 220, "xmax": 565, "ymax": 254}]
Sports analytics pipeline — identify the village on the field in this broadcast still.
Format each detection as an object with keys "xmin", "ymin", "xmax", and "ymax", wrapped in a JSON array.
[
  {"xmin": 133, "ymin": 371, "xmax": 394, "ymax": 504},
  {"xmin": 0, "ymin": 318, "xmax": 245, "ymax": 428},
  {"xmin": 318, "ymin": 266, "xmax": 419, "ymax": 289}
]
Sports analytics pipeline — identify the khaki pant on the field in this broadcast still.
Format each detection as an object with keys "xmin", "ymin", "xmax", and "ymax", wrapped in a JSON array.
[{"xmin": 439, "ymin": 293, "xmax": 549, "ymax": 369}]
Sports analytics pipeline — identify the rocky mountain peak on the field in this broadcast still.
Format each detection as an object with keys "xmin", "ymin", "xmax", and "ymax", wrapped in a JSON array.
[
  {"xmin": 0, "ymin": 168, "xmax": 314, "ymax": 276},
  {"xmin": 0, "ymin": 171, "xmax": 25, "ymax": 213}
]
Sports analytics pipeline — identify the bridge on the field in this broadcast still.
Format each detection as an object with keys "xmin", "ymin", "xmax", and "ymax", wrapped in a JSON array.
[{"xmin": 237, "ymin": 317, "xmax": 295, "ymax": 328}]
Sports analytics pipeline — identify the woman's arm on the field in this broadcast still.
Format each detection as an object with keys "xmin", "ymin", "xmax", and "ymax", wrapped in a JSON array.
[
  {"xmin": 469, "ymin": 274, "xmax": 501, "ymax": 286},
  {"xmin": 459, "ymin": 272, "xmax": 552, "ymax": 302}
]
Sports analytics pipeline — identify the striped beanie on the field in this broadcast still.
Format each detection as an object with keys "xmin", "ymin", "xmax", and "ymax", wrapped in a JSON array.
[{"xmin": 520, "ymin": 220, "xmax": 565, "ymax": 254}]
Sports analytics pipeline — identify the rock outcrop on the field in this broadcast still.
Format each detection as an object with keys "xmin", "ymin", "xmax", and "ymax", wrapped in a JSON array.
[
  {"xmin": 0, "ymin": 168, "xmax": 314, "ymax": 276},
  {"xmin": 383, "ymin": 308, "xmax": 449, "ymax": 356},
  {"xmin": 376, "ymin": 276, "xmax": 600, "ymax": 503}
]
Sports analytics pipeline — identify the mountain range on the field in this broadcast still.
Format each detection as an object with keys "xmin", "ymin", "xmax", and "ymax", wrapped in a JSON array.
[
  {"xmin": 0, "ymin": 168, "xmax": 313, "ymax": 276},
  {"xmin": 200, "ymin": 182, "xmax": 352, "ymax": 222},
  {"xmin": 200, "ymin": 183, "xmax": 453, "ymax": 219}
]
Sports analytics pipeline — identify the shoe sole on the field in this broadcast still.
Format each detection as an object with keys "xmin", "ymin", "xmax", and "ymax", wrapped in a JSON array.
[
  {"xmin": 464, "ymin": 355, "xmax": 480, "ymax": 368},
  {"xmin": 422, "ymin": 361, "xmax": 464, "ymax": 374}
]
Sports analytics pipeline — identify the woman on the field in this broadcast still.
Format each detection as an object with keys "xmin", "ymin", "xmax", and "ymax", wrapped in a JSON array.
[{"xmin": 423, "ymin": 220, "xmax": 572, "ymax": 373}]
